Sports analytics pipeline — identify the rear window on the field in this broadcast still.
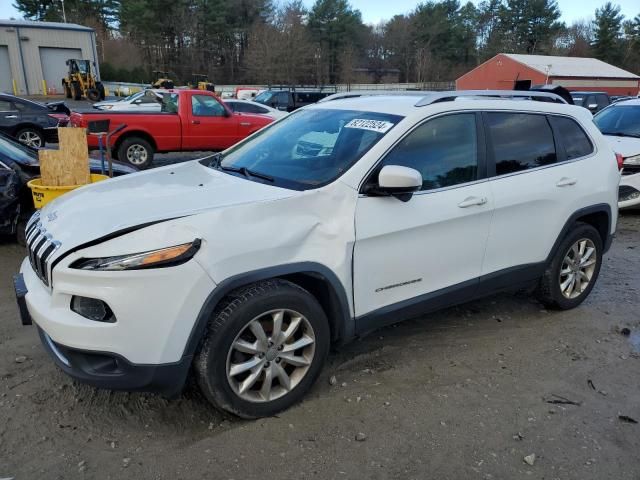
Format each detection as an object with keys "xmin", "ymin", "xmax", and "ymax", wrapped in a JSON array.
[
  {"xmin": 550, "ymin": 116, "xmax": 593, "ymax": 160},
  {"xmin": 486, "ymin": 112, "xmax": 557, "ymax": 175}
]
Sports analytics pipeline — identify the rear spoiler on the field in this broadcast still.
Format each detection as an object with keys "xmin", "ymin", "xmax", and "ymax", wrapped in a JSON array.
[{"xmin": 45, "ymin": 101, "xmax": 71, "ymax": 116}]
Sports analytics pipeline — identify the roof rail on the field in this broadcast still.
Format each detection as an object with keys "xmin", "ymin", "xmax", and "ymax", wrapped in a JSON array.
[
  {"xmin": 319, "ymin": 91, "xmax": 433, "ymax": 103},
  {"xmin": 415, "ymin": 90, "xmax": 568, "ymax": 106},
  {"xmin": 319, "ymin": 89, "xmax": 569, "ymax": 105}
]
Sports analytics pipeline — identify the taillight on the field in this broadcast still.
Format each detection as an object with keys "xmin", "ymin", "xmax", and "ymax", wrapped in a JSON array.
[
  {"xmin": 615, "ymin": 152, "xmax": 624, "ymax": 171},
  {"xmin": 48, "ymin": 113, "xmax": 69, "ymax": 125}
]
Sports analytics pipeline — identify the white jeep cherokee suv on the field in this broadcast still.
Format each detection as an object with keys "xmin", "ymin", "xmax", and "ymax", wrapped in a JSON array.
[{"xmin": 14, "ymin": 91, "xmax": 620, "ymax": 418}]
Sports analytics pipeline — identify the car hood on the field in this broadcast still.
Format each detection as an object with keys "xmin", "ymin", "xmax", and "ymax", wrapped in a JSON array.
[
  {"xmin": 603, "ymin": 135, "xmax": 640, "ymax": 158},
  {"xmin": 38, "ymin": 160, "xmax": 297, "ymax": 253}
]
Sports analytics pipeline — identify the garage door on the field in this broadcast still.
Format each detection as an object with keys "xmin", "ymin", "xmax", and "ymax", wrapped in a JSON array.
[
  {"xmin": 39, "ymin": 47, "xmax": 83, "ymax": 94},
  {"xmin": 0, "ymin": 46, "xmax": 12, "ymax": 94}
]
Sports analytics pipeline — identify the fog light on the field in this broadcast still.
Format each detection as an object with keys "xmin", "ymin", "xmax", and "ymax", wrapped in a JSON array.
[{"xmin": 71, "ymin": 296, "xmax": 116, "ymax": 323}]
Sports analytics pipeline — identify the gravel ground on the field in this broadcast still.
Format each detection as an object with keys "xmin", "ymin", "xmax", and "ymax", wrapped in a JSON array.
[{"xmin": 0, "ymin": 210, "xmax": 639, "ymax": 479}]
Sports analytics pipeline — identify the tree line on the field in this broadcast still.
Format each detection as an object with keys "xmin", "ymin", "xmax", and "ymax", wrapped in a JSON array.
[{"xmin": 12, "ymin": 0, "xmax": 640, "ymax": 85}]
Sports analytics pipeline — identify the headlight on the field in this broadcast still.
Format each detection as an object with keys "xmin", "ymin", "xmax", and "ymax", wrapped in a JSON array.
[
  {"xmin": 623, "ymin": 154, "xmax": 640, "ymax": 166},
  {"xmin": 70, "ymin": 239, "xmax": 201, "ymax": 271}
]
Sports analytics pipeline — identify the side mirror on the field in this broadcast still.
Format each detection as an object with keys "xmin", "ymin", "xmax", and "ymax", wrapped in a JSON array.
[
  {"xmin": 367, "ymin": 165, "xmax": 422, "ymax": 201},
  {"xmin": 587, "ymin": 103, "xmax": 598, "ymax": 110},
  {"xmin": 133, "ymin": 99, "xmax": 142, "ymax": 104}
]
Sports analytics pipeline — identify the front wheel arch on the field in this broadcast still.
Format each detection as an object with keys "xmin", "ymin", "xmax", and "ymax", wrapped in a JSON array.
[{"xmin": 183, "ymin": 263, "xmax": 353, "ymax": 360}]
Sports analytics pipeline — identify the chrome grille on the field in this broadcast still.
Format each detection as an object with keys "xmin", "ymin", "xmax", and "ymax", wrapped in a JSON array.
[{"xmin": 25, "ymin": 211, "xmax": 60, "ymax": 287}]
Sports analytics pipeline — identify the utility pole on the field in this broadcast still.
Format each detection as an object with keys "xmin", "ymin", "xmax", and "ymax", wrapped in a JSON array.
[{"xmin": 61, "ymin": 0, "xmax": 67, "ymax": 23}]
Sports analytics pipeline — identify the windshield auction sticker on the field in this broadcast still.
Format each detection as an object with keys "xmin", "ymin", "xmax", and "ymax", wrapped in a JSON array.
[{"xmin": 344, "ymin": 119, "xmax": 394, "ymax": 134}]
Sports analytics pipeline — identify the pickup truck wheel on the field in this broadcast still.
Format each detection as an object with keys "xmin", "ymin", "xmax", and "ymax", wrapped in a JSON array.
[
  {"xmin": 535, "ymin": 223, "xmax": 602, "ymax": 310},
  {"xmin": 118, "ymin": 137, "xmax": 154, "ymax": 169},
  {"xmin": 16, "ymin": 128, "xmax": 44, "ymax": 148},
  {"xmin": 195, "ymin": 279, "xmax": 330, "ymax": 419}
]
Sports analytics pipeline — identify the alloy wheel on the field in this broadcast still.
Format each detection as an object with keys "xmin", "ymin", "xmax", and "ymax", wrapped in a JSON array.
[
  {"xmin": 226, "ymin": 309, "xmax": 316, "ymax": 403},
  {"xmin": 559, "ymin": 238, "xmax": 597, "ymax": 299},
  {"xmin": 18, "ymin": 131, "xmax": 42, "ymax": 148}
]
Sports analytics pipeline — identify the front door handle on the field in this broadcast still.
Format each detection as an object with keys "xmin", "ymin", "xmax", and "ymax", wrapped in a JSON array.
[
  {"xmin": 191, "ymin": 120, "xmax": 201, "ymax": 125},
  {"xmin": 556, "ymin": 177, "xmax": 577, "ymax": 187},
  {"xmin": 458, "ymin": 196, "xmax": 488, "ymax": 208},
  {"xmin": 240, "ymin": 122, "xmax": 252, "ymax": 126},
  {"xmin": 4, "ymin": 115, "xmax": 17, "ymax": 119}
]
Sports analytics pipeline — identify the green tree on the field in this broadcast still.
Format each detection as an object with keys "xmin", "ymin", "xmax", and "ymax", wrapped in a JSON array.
[
  {"xmin": 308, "ymin": 0, "xmax": 366, "ymax": 83},
  {"xmin": 592, "ymin": 2, "xmax": 624, "ymax": 65},
  {"xmin": 500, "ymin": 0, "xmax": 564, "ymax": 54}
]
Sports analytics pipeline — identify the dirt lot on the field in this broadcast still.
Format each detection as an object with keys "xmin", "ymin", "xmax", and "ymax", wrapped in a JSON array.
[{"xmin": 1, "ymin": 210, "xmax": 639, "ymax": 479}]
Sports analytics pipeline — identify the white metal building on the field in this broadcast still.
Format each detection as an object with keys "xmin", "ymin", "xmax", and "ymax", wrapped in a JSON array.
[{"xmin": 0, "ymin": 20, "xmax": 99, "ymax": 96}]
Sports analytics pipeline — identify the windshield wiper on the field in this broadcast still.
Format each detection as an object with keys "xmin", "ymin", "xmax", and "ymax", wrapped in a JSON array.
[
  {"xmin": 602, "ymin": 131, "xmax": 640, "ymax": 138},
  {"xmin": 219, "ymin": 164, "xmax": 274, "ymax": 182}
]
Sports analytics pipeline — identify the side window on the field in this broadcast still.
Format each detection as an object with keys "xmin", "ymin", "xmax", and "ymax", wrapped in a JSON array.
[
  {"xmin": 191, "ymin": 95, "xmax": 225, "ymax": 117},
  {"xmin": 229, "ymin": 102, "xmax": 244, "ymax": 112},
  {"xmin": 486, "ymin": 112, "xmax": 557, "ymax": 175},
  {"xmin": 596, "ymin": 95, "xmax": 609, "ymax": 109},
  {"xmin": 550, "ymin": 116, "xmax": 594, "ymax": 160},
  {"xmin": 256, "ymin": 106, "xmax": 269, "ymax": 114},
  {"xmin": 277, "ymin": 92, "xmax": 289, "ymax": 107},
  {"xmin": 381, "ymin": 113, "xmax": 478, "ymax": 191},
  {"xmin": 0, "ymin": 100, "xmax": 13, "ymax": 111}
]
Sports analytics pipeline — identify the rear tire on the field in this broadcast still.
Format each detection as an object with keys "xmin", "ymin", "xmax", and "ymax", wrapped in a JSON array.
[
  {"xmin": 63, "ymin": 82, "xmax": 72, "ymax": 99},
  {"xmin": 15, "ymin": 128, "xmax": 44, "ymax": 148},
  {"xmin": 535, "ymin": 223, "xmax": 603, "ymax": 310},
  {"xmin": 195, "ymin": 279, "xmax": 330, "ymax": 419},
  {"xmin": 117, "ymin": 136, "xmax": 154, "ymax": 169}
]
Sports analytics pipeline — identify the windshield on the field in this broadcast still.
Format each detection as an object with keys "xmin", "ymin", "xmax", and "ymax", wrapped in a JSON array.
[
  {"xmin": 254, "ymin": 91, "xmax": 274, "ymax": 103},
  {"xmin": 594, "ymin": 105, "xmax": 640, "ymax": 137},
  {"xmin": 122, "ymin": 91, "xmax": 144, "ymax": 103},
  {"xmin": 215, "ymin": 108, "xmax": 403, "ymax": 190}
]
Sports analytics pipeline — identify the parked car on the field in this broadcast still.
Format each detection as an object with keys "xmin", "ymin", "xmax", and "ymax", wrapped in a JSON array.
[
  {"xmin": 570, "ymin": 91, "xmax": 611, "ymax": 114},
  {"xmin": 0, "ymin": 132, "xmax": 136, "ymax": 243},
  {"xmin": 93, "ymin": 89, "xmax": 164, "ymax": 111},
  {"xmin": 223, "ymin": 99, "xmax": 287, "ymax": 120},
  {"xmin": 0, "ymin": 94, "xmax": 70, "ymax": 148},
  {"xmin": 15, "ymin": 91, "xmax": 619, "ymax": 419},
  {"xmin": 611, "ymin": 95, "xmax": 635, "ymax": 103},
  {"xmin": 593, "ymin": 98, "xmax": 640, "ymax": 209},
  {"xmin": 70, "ymin": 89, "xmax": 274, "ymax": 168},
  {"xmin": 254, "ymin": 89, "xmax": 334, "ymax": 112}
]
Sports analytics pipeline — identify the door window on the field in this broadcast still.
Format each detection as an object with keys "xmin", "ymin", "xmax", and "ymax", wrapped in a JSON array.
[
  {"xmin": 596, "ymin": 95, "xmax": 609, "ymax": 109},
  {"xmin": 0, "ymin": 100, "xmax": 12, "ymax": 111},
  {"xmin": 550, "ymin": 116, "xmax": 593, "ymax": 160},
  {"xmin": 380, "ymin": 113, "xmax": 478, "ymax": 191},
  {"xmin": 191, "ymin": 95, "xmax": 226, "ymax": 116},
  {"xmin": 485, "ymin": 112, "xmax": 557, "ymax": 175}
]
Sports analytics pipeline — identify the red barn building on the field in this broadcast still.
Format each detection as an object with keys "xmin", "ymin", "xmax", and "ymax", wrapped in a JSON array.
[{"xmin": 456, "ymin": 53, "xmax": 640, "ymax": 96}]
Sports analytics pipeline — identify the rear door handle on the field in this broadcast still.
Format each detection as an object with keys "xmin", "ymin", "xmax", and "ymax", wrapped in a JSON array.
[
  {"xmin": 556, "ymin": 177, "xmax": 577, "ymax": 187},
  {"xmin": 458, "ymin": 196, "xmax": 488, "ymax": 208},
  {"xmin": 191, "ymin": 120, "xmax": 200, "ymax": 125},
  {"xmin": 240, "ymin": 122, "xmax": 252, "ymax": 126},
  {"xmin": 4, "ymin": 115, "xmax": 17, "ymax": 119}
]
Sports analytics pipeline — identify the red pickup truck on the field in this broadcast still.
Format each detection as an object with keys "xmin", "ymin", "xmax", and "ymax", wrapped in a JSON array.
[{"xmin": 70, "ymin": 89, "xmax": 274, "ymax": 168}]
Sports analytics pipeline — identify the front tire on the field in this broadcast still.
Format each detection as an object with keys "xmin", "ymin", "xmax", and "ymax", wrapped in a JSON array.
[
  {"xmin": 536, "ymin": 223, "xmax": 603, "ymax": 310},
  {"xmin": 117, "ymin": 136, "xmax": 154, "ymax": 168},
  {"xmin": 195, "ymin": 279, "xmax": 330, "ymax": 419}
]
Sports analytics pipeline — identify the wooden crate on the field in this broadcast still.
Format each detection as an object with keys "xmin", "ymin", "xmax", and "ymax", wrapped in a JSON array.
[{"xmin": 38, "ymin": 128, "xmax": 90, "ymax": 187}]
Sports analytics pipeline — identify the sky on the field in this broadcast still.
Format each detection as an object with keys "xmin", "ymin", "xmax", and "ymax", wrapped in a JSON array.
[{"xmin": 0, "ymin": 0, "xmax": 638, "ymax": 25}]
